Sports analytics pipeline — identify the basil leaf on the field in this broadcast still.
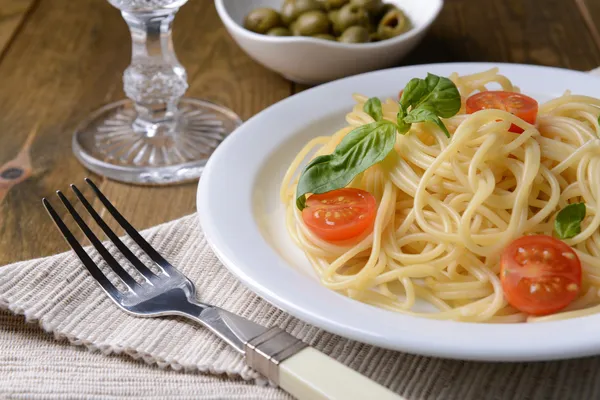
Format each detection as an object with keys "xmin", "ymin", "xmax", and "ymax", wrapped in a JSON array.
[
  {"xmin": 364, "ymin": 97, "xmax": 383, "ymax": 121},
  {"xmin": 400, "ymin": 74, "xmax": 461, "ymax": 118},
  {"xmin": 397, "ymin": 73, "xmax": 460, "ymax": 137},
  {"xmin": 422, "ymin": 73, "xmax": 462, "ymax": 118},
  {"xmin": 296, "ymin": 121, "xmax": 397, "ymax": 210},
  {"xmin": 400, "ymin": 78, "xmax": 428, "ymax": 109},
  {"xmin": 396, "ymin": 104, "xmax": 410, "ymax": 134},
  {"xmin": 554, "ymin": 203, "xmax": 586, "ymax": 239},
  {"xmin": 403, "ymin": 105, "xmax": 451, "ymax": 137}
]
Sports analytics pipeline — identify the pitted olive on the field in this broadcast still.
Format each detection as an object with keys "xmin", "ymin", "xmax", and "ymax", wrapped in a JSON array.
[
  {"xmin": 243, "ymin": 8, "xmax": 282, "ymax": 34},
  {"xmin": 338, "ymin": 25, "xmax": 370, "ymax": 43},
  {"xmin": 267, "ymin": 27, "xmax": 292, "ymax": 36},
  {"xmin": 312, "ymin": 33, "xmax": 337, "ymax": 41},
  {"xmin": 281, "ymin": 0, "xmax": 325, "ymax": 25},
  {"xmin": 377, "ymin": 8, "xmax": 410, "ymax": 40},
  {"xmin": 292, "ymin": 10, "xmax": 331, "ymax": 36},
  {"xmin": 350, "ymin": 0, "xmax": 384, "ymax": 14},
  {"xmin": 322, "ymin": 0, "xmax": 350, "ymax": 10},
  {"xmin": 333, "ymin": 3, "xmax": 369, "ymax": 34}
]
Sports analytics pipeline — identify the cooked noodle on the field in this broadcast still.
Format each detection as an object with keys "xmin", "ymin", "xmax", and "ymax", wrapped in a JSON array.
[{"xmin": 280, "ymin": 68, "xmax": 600, "ymax": 323}]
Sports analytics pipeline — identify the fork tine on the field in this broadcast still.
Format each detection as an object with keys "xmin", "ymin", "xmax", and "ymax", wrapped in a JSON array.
[
  {"xmin": 70, "ymin": 184, "xmax": 156, "ymax": 281},
  {"xmin": 56, "ymin": 190, "xmax": 140, "ymax": 291},
  {"xmin": 85, "ymin": 178, "xmax": 174, "ymax": 272},
  {"xmin": 42, "ymin": 198, "xmax": 122, "ymax": 300}
]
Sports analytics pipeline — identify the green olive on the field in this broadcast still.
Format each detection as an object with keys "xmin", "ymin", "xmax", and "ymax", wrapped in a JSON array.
[
  {"xmin": 312, "ymin": 33, "xmax": 337, "ymax": 41},
  {"xmin": 281, "ymin": 0, "xmax": 325, "ymax": 25},
  {"xmin": 322, "ymin": 0, "xmax": 350, "ymax": 10},
  {"xmin": 333, "ymin": 3, "xmax": 369, "ymax": 35},
  {"xmin": 377, "ymin": 8, "xmax": 411, "ymax": 40},
  {"xmin": 292, "ymin": 10, "xmax": 331, "ymax": 36},
  {"xmin": 243, "ymin": 8, "xmax": 282, "ymax": 34},
  {"xmin": 338, "ymin": 25, "xmax": 370, "ymax": 43},
  {"xmin": 350, "ymin": 0, "xmax": 384, "ymax": 15},
  {"xmin": 369, "ymin": 31, "xmax": 380, "ymax": 42},
  {"xmin": 267, "ymin": 27, "xmax": 292, "ymax": 36},
  {"xmin": 378, "ymin": 3, "xmax": 398, "ymax": 16},
  {"xmin": 328, "ymin": 9, "xmax": 340, "ymax": 25}
]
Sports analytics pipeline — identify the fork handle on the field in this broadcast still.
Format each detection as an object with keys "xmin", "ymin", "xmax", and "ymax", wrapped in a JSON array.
[
  {"xmin": 245, "ymin": 328, "xmax": 403, "ymax": 400},
  {"xmin": 193, "ymin": 306, "xmax": 403, "ymax": 399},
  {"xmin": 278, "ymin": 347, "xmax": 404, "ymax": 400}
]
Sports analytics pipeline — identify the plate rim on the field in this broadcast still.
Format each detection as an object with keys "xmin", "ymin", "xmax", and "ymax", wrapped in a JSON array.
[{"xmin": 197, "ymin": 62, "xmax": 600, "ymax": 361}]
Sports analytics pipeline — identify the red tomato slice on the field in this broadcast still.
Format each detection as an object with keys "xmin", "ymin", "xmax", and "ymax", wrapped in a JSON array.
[
  {"xmin": 500, "ymin": 235, "xmax": 582, "ymax": 316},
  {"xmin": 466, "ymin": 91, "xmax": 538, "ymax": 133},
  {"xmin": 302, "ymin": 188, "xmax": 377, "ymax": 242}
]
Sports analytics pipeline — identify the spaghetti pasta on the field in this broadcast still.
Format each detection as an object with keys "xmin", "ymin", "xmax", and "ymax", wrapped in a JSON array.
[{"xmin": 280, "ymin": 68, "xmax": 600, "ymax": 323}]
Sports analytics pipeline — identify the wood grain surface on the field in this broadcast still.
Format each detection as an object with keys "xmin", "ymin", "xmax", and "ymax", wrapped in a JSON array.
[
  {"xmin": 0, "ymin": 0, "xmax": 35, "ymax": 54},
  {"xmin": 578, "ymin": 0, "xmax": 600, "ymax": 52},
  {"xmin": 1, "ymin": 0, "xmax": 600, "ymax": 265}
]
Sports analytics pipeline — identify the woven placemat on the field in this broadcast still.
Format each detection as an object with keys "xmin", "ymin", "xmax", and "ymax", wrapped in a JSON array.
[{"xmin": 2, "ymin": 213, "xmax": 600, "ymax": 399}]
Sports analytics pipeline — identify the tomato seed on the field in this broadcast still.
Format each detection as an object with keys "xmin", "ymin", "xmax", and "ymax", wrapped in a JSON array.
[{"xmin": 530, "ymin": 283, "xmax": 539, "ymax": 293}]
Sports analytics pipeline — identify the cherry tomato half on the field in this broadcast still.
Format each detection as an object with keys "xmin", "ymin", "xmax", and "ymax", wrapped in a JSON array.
[
  {"xmin": 500, "ymin": 235, "xmax": 582, "ymax": 316},
  {"xmin": 302, "ymin": 188, "xmax": 377, "ymax": 242},
  {"xmin": 466, "ymin": 91, "xmax": 538, "ymax": 133}
]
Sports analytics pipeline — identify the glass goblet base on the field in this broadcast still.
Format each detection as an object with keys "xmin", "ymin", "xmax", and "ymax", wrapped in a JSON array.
[{"xmin": 72, "ymin": 98, "xmax": 242, "ymax": 185}]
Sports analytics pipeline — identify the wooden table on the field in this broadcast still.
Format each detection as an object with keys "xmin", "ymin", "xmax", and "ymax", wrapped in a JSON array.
[{"xmin": 1, "ymin": 0, "xmax": 600, "ymax": 266}]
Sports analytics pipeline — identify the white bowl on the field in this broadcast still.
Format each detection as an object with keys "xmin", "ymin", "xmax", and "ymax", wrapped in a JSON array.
[{"xmin": 215, "ymin": 0, "xmax": 443, "ymax": 84}]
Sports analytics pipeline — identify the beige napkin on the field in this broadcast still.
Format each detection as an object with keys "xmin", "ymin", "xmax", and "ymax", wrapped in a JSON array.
[{"xmin": 3, "ymin": 213, "xmax": 600, "ymax": 399}]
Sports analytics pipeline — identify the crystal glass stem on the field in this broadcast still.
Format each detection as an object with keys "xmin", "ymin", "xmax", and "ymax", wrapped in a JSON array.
[
  {"xmin": 72, "ymin": 1, "xmax": 241, "ymax": 185},
  {"xmin": 122, "ymin": 8, "xmax": 187, "ymax": 135}
]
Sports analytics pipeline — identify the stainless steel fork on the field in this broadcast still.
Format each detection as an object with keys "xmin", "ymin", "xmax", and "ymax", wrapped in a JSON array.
[{"xmin": 43, "ymin": 179, "xmax": 402, "ymax": 400}]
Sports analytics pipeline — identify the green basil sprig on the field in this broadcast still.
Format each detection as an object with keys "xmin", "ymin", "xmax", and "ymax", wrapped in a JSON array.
[
  {"xmin": 397, "ymin": 73, "xmax": 461, "ymax": 137},
  {"xmin": 364, "ymin": 97, "xmax": 383, "ymax": 121},
  {"xmin": 295, "ymin": 73, "xmax": 461, "ymax": 210},
  {"xmin": 554, "ymin": 203, "xmax": 586, "ymax": 239},
  {"xmin": 296, "ymin": 120, "xmax": 396, "ymax": 210}
]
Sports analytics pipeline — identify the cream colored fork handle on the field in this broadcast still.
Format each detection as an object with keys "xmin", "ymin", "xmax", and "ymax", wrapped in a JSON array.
[{"xmin": 279, "ymin": 347, "xmax": 405, "ymax": 400}]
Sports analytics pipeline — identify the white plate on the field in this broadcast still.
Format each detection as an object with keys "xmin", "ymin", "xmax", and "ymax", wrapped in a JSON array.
[{"xmin": 197, "ymin": 62, "xmax": 600, "ymax": 361}]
